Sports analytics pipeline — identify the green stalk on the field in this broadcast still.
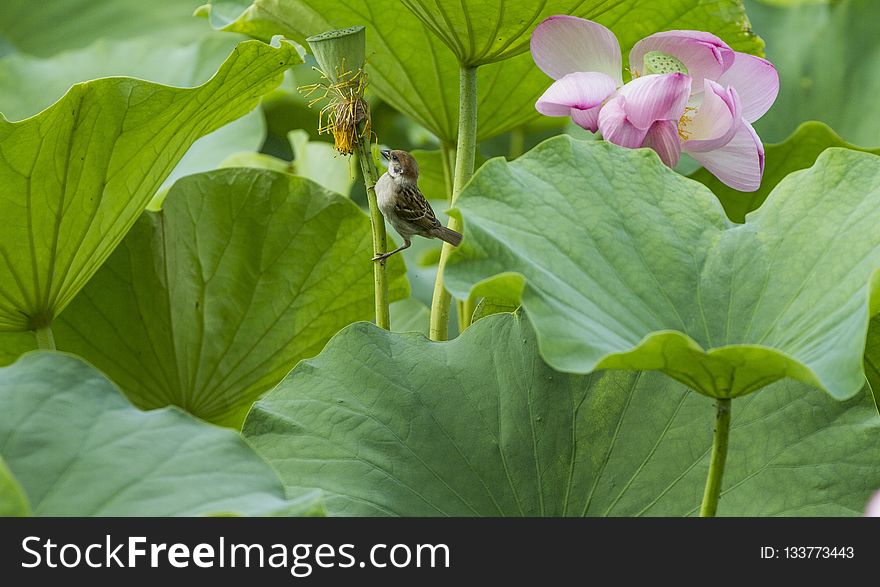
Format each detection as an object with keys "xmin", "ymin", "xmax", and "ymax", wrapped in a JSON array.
[
  {"xmin": 457, "ymin": 295, "xmax": 477, "ymax": 332},
  {"xmin": 34, "ymin": 324, "xmax": 56, "ymax": 350},
  {"xmin": 509, "ymin": 126, "xmax": 525, "ymax": 159},
  {"xmin": 443, "ymin": 141, "xmax": 467, "ymax": 332},
  {"xmin": 430, "ymin": 65, "xmax": 477, "ymax": 341},
  {"xmin": 700, "ymin": 398, "xmax": 731, "ymax": 517},
  {"xmin": 441, "ymin": 141, "xmax": 473, "ymax": 333},
  {"xmin": 356, "ymin": 126, "xmax": 390, "ymax": 330},
  {"xmin": 440, "ymin": 141, "xmax": 455, "ymax": 206}
]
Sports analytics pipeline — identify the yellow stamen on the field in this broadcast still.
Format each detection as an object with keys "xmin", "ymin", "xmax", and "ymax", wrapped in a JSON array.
[
  {"xmin": 677, "ymin": 106, "xmax": 698, "ymax": 141},
  {"xmin": 297, "ymin": 59, "xmax": 371, "ymax": 155}
]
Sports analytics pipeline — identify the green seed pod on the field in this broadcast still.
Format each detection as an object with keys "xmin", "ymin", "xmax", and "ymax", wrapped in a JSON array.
[
  {"xmin": 307, "ymin": 26, "xmax": 366, "ymax": 83},
  {"xmin": 643, "ymin": 51, "xmax": 689, "ymax": 75}
]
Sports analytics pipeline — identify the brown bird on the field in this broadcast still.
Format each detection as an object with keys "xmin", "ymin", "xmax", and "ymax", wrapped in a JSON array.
[{"xmin": 372, "ymin": 149, "xmax": 462, "ymax": 263}]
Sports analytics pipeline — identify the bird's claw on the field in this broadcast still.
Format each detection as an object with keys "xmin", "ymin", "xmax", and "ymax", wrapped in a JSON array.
[{"xmin": 371, "ymin": 254, "xmax": 388, "ymax": 265}]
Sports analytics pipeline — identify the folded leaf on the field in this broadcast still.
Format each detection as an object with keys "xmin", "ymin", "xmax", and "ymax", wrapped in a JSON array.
[
  {"xmin": 244, "ymin": 313, "xmax": 880, "ymax": 516},
  {"xmin": 0, "ymin": 36, "xmax": 268, "ymax": 197},
  {"xmin": 0, "ymin": 352, "xmax": 323, "ymax": 516},
  {"xmin": 0, "ymin": 39, "xmax": 301, "ymax": 332},
  {"xmin": 446, "ymin": 137, "xmax": 880, "ymax": 399}
]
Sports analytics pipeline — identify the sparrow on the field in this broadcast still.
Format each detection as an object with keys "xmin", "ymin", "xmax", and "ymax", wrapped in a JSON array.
[{"xmin": 372, "ymin": 149, "xmax": 462, "ymax": 263}]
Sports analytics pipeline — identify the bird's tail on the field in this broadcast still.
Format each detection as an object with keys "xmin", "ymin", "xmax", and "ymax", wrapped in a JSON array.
[{"xmin": 435, "ymin": 226, "xmax": 463, "ymax": 247}]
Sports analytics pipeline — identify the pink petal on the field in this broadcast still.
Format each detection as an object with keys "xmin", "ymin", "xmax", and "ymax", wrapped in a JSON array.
[
  {"xmin": 535, "ymin": 72, "xmax": 618, "ymax": 118},
  {"xmin": 630, "ymin": 30, "xmax": 734, "ymax": 89},
  {"xmin": 531, "ymin": 16, "xmax": 623, "ymax": 83},
  {"xmin": 571, "ymin": 106, "xmax": 602, "ymax": 133},
  {"xmin": 598, "ymin": 95, "xmax": 648, "ymax": 148},
  {"xmin": 717, "ymin": 52, "xmax": 779, "ymax": 122},
  {"xmin": 866, "ymin": 491, "xmax": 880, "ymax": 517},
  {"xmin": 688, "ymin": 119, "xmax": 765, "ymax": 192},
  {"xmin": 643, "ymin": 120, "xmax": 681, "ymax": 167},
  {"xmin": 618, "ymin": 73, "xmax": 691, "ymax": 130},
  {"xmin": 682, "ymin": 79, "xmax": 741, "ymax": 152}
]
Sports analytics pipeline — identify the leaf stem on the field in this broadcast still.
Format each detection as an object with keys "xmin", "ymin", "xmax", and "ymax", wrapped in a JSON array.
[
  {"xmin": 34, "ymin": 324, "xmax": 56, "ymax": 350},
  {"xmin": 700, "ymin": 397, "xmax": 731, "ymax": 517},
  {"xmin": 457, "ymin": 295, "xmax": 477, "ymax": 332},
  {"xmin": 440, "ymin": 141, "xmax": 455, "ymax": 206},
  {"xmin": 509, "ymin": 126, "xmax": 525, "ymax": 159},
  {"xmin": 356, "ymin": 125, "xmax": 390, "ymax": 330},
  {"xmin": 430, "ymin": 65, "xmax": 477, "ymax": 341}
]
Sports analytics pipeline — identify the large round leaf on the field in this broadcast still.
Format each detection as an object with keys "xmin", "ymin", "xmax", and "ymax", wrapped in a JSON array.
[
  {"xmin": 52, "ymin": 168, "xmax": 408, "ymax": 427},
  {"xmin": 445, "ymin": 137, "xmax": 880, "ymax": 400},
  {"xmin": 0, "ymin": 35, "xmax": 266, "ymax": 197},
  {"xmin": 400, "ymin": 0, "xmax": 762, "ymax": 66},
  {"xmin": 200, "ymin": 0, "xmax": 762, "ymax": 142},
  {"xmin": 0, "ymin": 352, "xmax": 323, "ymax": 516},
  {"xmin": 0, "ymin": 39, "xmax": 301, "ymax": 333},
  {"xmin": 244, "ymin": 313, "xmax": 880, "ymax": 516},
  {"xmin": 691, "ymin": 121, "xmax": 880, "ymax": 223}
]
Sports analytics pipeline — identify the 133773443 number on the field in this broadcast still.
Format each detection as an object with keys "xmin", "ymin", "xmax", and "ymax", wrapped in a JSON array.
[{"xmin": 783, "ymin": 547, "xmax": 854, "ymax": 559}]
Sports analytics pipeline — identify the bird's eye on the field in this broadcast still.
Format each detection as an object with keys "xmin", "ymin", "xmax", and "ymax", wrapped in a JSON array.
[{"xmin": 391, "ymin": 155, "xmax": 398, "ymax": 162}]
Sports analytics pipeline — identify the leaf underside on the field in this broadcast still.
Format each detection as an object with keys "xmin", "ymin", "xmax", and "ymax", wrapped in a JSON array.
[
  {"xmin": 0, "ymin": 39, "xmax": 302, "ymax": 332},
  {"xmin": 202, "ymin": 0, "xmax": 762, "ymax": 142},
  {"xmin": 53, "ymin": 168, "xmax": 408, "ymax": 427}
]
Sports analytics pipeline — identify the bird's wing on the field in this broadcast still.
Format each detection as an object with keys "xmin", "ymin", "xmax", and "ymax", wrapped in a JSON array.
[{"xmin": 394, "ymin": 183, "xmax": 442, "ymax": 231}]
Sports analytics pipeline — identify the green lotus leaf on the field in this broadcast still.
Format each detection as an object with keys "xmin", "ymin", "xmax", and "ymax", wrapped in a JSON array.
[
  {"xmin": 219, "ymin": 151, "xmax": 292, "ymax": 173},
  {"xmin": 0, "ymin": 454, "xmax": 30, "ymax": 516},
  {"xmin": 0, "ymin": 35, "xmax": 268, "ymax": 198},
  {"xmin": 52, "ymin": 168, "xmax": 408, "ymax": 427},
  {"xmin": 218, "ymin": 130, "xmax": 355, "ymax": 197},
  {"xmin": 0, "ymin": 39, "xmax": 301, "ymax": 333},
  {"xmin": 0, "ymin": 332, "xmax": 35, "ymax": 367},
  {"xmin": 390, "ymin": 298, "xmax": 431, "ymax": 336},
  {"xmin": 445, "ymin": 137, "xmax": 880, "ymax": 400},
  {"xmin": 287, "ymin": 130, "xmax": 355, "ymax": 196},
  {"xmin": 0, "ymin": 352, "xmax": 324, "ymax": 516},
  {"xmin": 400, "ymin": 0, "xmax": 762, "ymax": 66},
  {"xmin": 199, "ymin": 0, "xmax": 762, "ymax": 142},
  {"xmin": 471, "ymin": 297, "xmax": 519, "ymax": 323},
  {"xmin": 692, "ymin": 122, "xmax": 880, "ymax": 223},
  {"xmin": 244, "ymin": 313, "xmax": 880, "ymax": 516}
]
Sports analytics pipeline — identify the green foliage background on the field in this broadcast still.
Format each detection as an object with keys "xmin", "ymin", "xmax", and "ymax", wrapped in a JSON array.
[{"xmin": 0, "ymin": 0, "xmax": 879, "ymax": 517}]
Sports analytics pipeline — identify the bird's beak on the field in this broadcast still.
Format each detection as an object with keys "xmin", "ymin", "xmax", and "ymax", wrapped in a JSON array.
[{"xmin": 380, "ymin": 149, "xmax": 391, "ymax": 160}]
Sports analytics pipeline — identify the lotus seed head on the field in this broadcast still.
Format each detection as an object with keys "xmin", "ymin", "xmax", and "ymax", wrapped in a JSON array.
[{"xmin": 643, "ymin": 51, "xmax": 689, "ymax": 75}]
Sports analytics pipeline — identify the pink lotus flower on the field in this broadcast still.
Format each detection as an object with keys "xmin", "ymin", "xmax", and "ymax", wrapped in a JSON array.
[{"xmin": 531, "ymin": 16, "xmax": 779, "ymax": 192}]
